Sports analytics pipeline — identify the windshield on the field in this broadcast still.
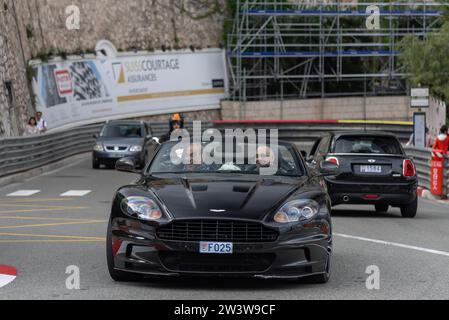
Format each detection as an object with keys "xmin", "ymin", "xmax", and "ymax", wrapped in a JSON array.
[
  {"xmin": 101, "ymin": 124, "xmax": 143, "ymax": 138},
  {"xmin": 333, "ymin": 136, "xmax": 403, "ymax": 155},
  {"xmin": 148, "ymin": 141, "xmax": 304, "ymax": 177}
]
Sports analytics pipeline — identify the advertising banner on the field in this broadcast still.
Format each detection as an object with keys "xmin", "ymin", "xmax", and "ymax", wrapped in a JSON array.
[{"xmin": 31, "ymin": 49, "xmax": 228, "ymax": 130}]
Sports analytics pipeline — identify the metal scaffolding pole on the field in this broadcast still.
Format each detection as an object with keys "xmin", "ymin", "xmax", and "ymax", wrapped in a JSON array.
[{"xmin": 228, "ymin": 1, "xmax": 449, "ymax": 102}]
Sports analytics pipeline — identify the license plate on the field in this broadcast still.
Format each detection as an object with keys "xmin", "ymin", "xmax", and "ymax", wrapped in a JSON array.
[
  {"xmin": 200, "ymin": 242, "xmax": 233, "ymax": 254},
  {"xmin": 360, "ymin": 165, "xmax": 382, "ymax": 173}
]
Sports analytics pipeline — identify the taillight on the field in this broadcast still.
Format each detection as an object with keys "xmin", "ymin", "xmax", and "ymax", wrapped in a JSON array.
[
  {"xmin": 403, "ymin": 159, "xmax": 416, "ymax": 177},
  {"xmin": 326, "ymin": 157, "xmax": 339, "ymax": 166}
]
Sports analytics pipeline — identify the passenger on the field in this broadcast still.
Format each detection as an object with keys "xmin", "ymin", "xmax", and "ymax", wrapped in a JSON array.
[
  {"xmin": 23, "ymin": 117, "xmax": 40, "ymax": 136},
  {"xmin": 256, "ymin": 145, "xmax": 276, "ymax": 168},
  {"xmin": 433, "ymin": 125, "xmax": 449, "ymax": 152},
  {"xmin": 159, "ymin": 113, "xmax": 184, "ymax": 143},
  {"xmin": 181, "ymin": 143, "xmax": 214, "ymax": 172}
]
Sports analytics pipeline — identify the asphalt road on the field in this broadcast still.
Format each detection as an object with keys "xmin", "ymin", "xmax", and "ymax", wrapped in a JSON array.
[{"xmin": 1, "ymin": 155, "xmax": 449, "ymax": 300}]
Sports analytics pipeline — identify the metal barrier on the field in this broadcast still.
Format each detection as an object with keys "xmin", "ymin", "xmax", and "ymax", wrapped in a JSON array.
[
  {"xmin": 404, "ymin": 147, "xmax": 433, "ymax": 191},
  {"xmin": 149, "ymin": 122, "xmax": 214, "ymax": 139},
  {"xmin": 0, "ymin": 121, "xmax": 213, "ymax": 179},
  {"xmin": 405, "ymin": 147, "xmax": 449, "ymax": 197},
  {"xmin": 1, "ymin": 120, "xmax": 425, "ymax": 185},
  {"xmin": 212, "ymin": 121, "xmax": 413, "ymax": 151},
  {"xmin": 0, "ymin": 124, "xmax": 103, "ymax": 178}
]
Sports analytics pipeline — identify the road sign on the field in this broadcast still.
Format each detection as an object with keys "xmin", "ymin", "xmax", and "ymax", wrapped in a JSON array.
[{"xmin": 411, "ymin": 87, "xmax": 429, "ymax": 108}]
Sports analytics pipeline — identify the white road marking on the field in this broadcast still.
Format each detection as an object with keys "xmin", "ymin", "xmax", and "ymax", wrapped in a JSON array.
[
  {"xmin": 335, "ymin": 233, "xmax": 449, "ymax": 258},
  {"xmin": 0, "ymin": 266, "xmax": 17, "ymax": 288},
  {"xmin": 60, "ymin": 190, "xmax": 92, "ymax": 197},
  {"xmin": 0, "ymin": 274, "xmax": 16, "ymax": 288},
  {"xmin": 7, "ymin": 190, "xmax": 40, "ymax": 197}
]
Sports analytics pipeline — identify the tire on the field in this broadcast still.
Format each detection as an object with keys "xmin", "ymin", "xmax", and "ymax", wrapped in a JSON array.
[
  {"xmin": 106, "ymin": 221, "xmax": 143, "ymax": 282},
  {"xmin": 92, "ymin": 158, "xmax": 100, "ymax": 169},
  {"xmin": 375, "ymin": 204, "xmax": 389, "ymax": 213},
  {"xmin": 401, "ymin": 198, "xmax": 418, "ymax": 218}
]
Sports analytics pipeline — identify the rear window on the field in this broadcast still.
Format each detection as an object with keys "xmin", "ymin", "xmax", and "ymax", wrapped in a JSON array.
[{"xmin": 333, "ymin": 136, "xmax": 403, "ymax": 155}]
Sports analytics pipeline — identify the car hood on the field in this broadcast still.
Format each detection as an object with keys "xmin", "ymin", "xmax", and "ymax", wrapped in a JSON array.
[
  {"xmin": 96, "ymin": 137, "xmax": 144, "ymax": 146},
  {"xmin": 144, "ymin": 175, "xmax": 309, "ymax": 220}
]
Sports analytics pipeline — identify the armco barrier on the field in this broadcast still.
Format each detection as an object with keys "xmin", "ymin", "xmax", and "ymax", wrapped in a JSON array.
[
  {"xmin": 212, "ymin": 121, "xmax": 413, "ymax": 151},
  {"xmin": 0, "ymin": 120, "xmax": 415, "ymax": 181},
  {"xmin": 0, "ymin": 124, "xmax": 103, "ymax": 178},
  {"xmin": 404, "ymin": 147, "xmax": 449, "ymax": 198},
  {"xmin": 0, "ymin": 121, "xmax": 212, "ymax": 179},
  {"xmin": 404, "ymin": 147, "xmax": 432, "ymax": 191}
]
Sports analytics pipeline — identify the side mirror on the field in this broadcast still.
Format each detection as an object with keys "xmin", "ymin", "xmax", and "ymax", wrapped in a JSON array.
[
  {"xmin": 115, "ymin": 157, "xmax": 140, "ymax": 174},
  {"xmin": 93, "ymin": 134, "xmax": 99, "ymax": 139},
  {"xmin": 300, "ymin": 151, "xmax": 308, "ymax": 159},
  {"xmin": 319, "ymin": 161, "xmax": 339, "ymax": 176}
]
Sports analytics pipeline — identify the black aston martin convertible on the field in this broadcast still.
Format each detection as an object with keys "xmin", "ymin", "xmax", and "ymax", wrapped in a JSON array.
[{"xmin": 106, "ymin": 140, "xmax": 338, "ymax": 283}]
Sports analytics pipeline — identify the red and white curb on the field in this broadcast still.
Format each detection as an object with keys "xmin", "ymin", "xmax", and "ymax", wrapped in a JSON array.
[
  {"xmin": 0, "ymin": 265, "xmax": 17, "ymax": 288},
  {"xmin": 418, "ymin": 187, "xmax": 449, "ymax": 206}
]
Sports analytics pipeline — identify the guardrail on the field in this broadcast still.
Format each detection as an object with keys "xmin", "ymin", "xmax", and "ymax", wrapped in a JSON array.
[
  {"xmin": 0, "ymin": 124, "xmax": 103, "ymax": 178},
  {"xmin": 0, "ymin": 121, "xmax": 214, "ymax": 179},
  {"xmin": 404, "ymin": 147, "xmax": 433, "ymax": 191},
  {"xmin": 149, "ymin": 122, "xmax": 214, "ymax": 139},
  {"xmin": 212, "ymin": 121, "xmax": 413, "ymax": 151},
  {"xmin": 1, "ymin": 120, "xmax": 428, "ymax": 188},
  {"xmin": 404, "ymin": 147, "xmax": 449, "ymax": 197}
]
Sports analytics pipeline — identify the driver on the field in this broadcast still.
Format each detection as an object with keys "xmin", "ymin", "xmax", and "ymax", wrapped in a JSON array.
[{"xmin": 181, "ymin": 143, "xmax": 215, "ymax": 172}]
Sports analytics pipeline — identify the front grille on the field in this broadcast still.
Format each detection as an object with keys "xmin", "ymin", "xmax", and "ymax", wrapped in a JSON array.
[
  {"xmin": 159, "ymin": 252, "xmax": 275, "ymax": 273},
  {"xmin": 105, "ymin": 146, "xmax": 128, "ymax": 151},
  {"xmin": 157, "ymin": 220, "xmax": 279, "ymax": 243}
]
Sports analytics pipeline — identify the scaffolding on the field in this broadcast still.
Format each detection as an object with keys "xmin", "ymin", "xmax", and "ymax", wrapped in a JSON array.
[{"xmin": 227, "ymin": 1, "xmax": 449, "ymax": 102}]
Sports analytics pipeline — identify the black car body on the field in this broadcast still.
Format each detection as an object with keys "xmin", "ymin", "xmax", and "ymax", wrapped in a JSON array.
[
  {"xmin": 307, "ymin": 131, "xmax": 418, "ymax": 218},
  {"xmin": 92, "ymin": 121, "xmax": 159, "ymax": 169},
  {"xmin": 106, "ymin": 140, "xmax": 337, "ymax": 283}
]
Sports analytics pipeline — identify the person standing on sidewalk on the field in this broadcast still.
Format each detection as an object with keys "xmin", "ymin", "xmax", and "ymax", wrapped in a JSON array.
[
  {"xmin": 35, "ymin": 111, "xmax": 48, "ymax": 134},
  {"xmin": 433, "ymin": 125, "xmax": 449, "ymax": 152}
]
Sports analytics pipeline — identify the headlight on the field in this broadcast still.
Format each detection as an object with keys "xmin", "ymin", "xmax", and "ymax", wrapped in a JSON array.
[
  {"xmin": 120, "ymin": 196, "xmax": 163, "ymax": 221},
  {"xmin": 130, "ymin": 146, "xmax": 142, "ymax": 152},
  {"xmin": 273, "ymin": 199, "xmax": 320, "ymax": 224},
  {"xmin": 93, "ymin": 144, "xmax": 104, "ymax": 152}
]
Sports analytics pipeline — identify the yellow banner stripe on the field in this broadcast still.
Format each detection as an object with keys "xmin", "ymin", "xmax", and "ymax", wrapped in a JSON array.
[{"xmin": 117, "ymin": 88, "xmax": 225, "ymax": 103}]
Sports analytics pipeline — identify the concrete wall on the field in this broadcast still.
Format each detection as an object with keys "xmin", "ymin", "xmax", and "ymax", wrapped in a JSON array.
[
  {"xmin": 0, "ymin": 0, "xmax": 34, "ymax": 137},
  {"xmin": 0, "ymin": 0, "xmax": 226, "ymax": 138},
  {"xmin": 13, "ymin": 0, "xmax": 226, "ymax": 61},
  {"xmin": 221, "ymin": 96, "xmax": 414, "ymax": 121}
]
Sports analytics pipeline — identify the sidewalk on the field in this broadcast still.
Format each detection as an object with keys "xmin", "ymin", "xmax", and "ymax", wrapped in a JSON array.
[{"xmin": 418, "ymin": 187, "xmax": 449, "ymax": 206}]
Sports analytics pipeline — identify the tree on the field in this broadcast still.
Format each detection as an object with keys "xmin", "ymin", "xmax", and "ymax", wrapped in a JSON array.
[{"xmin": 399, "ymin": 18, "xmax": 449, "ymax": 122}]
